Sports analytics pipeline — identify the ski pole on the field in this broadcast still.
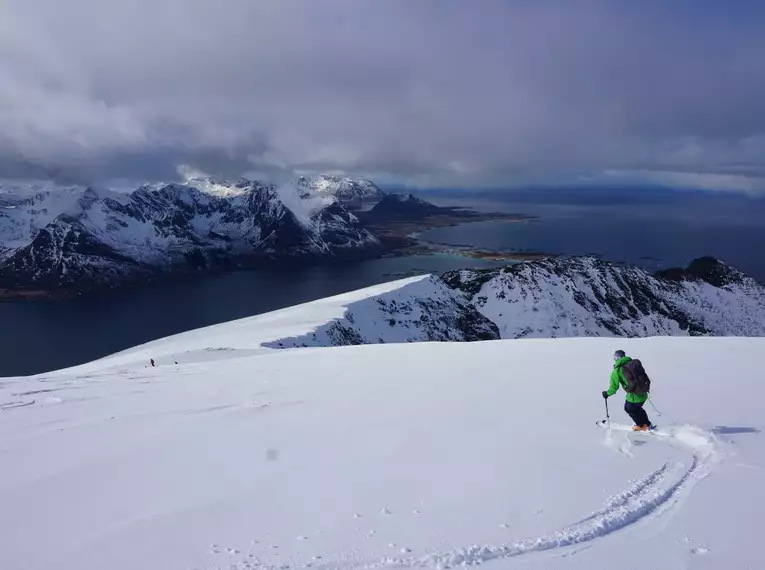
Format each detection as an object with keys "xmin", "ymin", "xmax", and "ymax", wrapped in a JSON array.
[
  {"xmin": 647, "ymin": 394, "xmax": 663, "ymax": 417},
  {"xmin": 604, "ymin": 397, "xmax": 610, "ymax": 428}
]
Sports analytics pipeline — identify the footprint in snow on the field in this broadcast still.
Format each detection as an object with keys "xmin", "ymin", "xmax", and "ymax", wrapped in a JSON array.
[
  {"xmin": 380, "ymin": 507, "xmax": 392, "ymax": 515},
  {"xmin": 691, "ymin": 547, "xmax": 710, "ymax": 555}
]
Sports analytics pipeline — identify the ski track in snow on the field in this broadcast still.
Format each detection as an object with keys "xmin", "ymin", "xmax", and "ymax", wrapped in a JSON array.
[
  {"xmin": 366, "ymin": 426, "xmax": 722, "ymax": 570},
  {"xmin": 0, "ymin": 399, "xmax": 36, "ymax": 410},
  {"xmin": 202, "ymin": 425, "xmax": 722, "ymax": 570}
]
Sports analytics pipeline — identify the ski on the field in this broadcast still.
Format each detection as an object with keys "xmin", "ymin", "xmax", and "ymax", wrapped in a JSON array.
[{"xmin": 596, "ymin": 420, "xmax": 659, "ymax": 433}]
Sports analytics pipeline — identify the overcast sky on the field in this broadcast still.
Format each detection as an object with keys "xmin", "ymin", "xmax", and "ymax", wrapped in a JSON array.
[{"xmin": 2, "ymin": 1, "xmax": 764, "ymax": 192}]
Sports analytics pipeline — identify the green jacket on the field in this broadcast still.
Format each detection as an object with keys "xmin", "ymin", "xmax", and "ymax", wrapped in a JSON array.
[{"xmin": 607, "ymin": 356, "xmax": 648, "ymax": 404}]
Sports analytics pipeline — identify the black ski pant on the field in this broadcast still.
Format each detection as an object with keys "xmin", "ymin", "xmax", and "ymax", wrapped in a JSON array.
[{"xmin": 624, "ymin": 400, "xmax": 650, "ymax": 427}]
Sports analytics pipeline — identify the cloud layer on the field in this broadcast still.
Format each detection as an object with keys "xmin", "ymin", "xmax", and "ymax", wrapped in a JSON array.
[{"xmin": 2, "ymin": 1, "xmax": 764, "ymax": 191}]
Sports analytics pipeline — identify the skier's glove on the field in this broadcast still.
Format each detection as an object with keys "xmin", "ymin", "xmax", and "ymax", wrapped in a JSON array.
[{"xmin": 602, "ymin": 390, "xmax": 609, "ymax": 399}]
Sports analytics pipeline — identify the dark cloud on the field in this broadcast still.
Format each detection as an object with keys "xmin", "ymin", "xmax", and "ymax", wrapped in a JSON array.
[{"xmin": 1, "ymin": 1, "xmax": 765, "ymax": 191}]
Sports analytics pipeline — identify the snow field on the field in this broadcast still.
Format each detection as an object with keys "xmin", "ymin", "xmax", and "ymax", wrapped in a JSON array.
[{"xmin": 1, "ymin": 334, "xmax": 760, "ymax": 569}]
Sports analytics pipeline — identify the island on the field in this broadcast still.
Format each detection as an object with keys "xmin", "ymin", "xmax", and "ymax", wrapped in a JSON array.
[{"xmin": 357, "ymin": 193, "xmax": 552, "ymax": 262}]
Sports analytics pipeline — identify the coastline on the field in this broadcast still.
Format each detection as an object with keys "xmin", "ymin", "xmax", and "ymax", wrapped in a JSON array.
[
  {"xmin": 364, "ymin": 211, "xmax": 552, "ymax": 263},
  {"xmin": 0, "ymin": 288, "xmax": 55, "ymax": 301}
]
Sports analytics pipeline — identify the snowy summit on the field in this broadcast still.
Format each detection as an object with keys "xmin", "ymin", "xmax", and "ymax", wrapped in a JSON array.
[
  {"xmin": 296, "ymin": 175, "xmax": 386, "ymax": 209},
  {"xmin": 0, "ymin": 270, "xmax": 762, "ymax": 569}
]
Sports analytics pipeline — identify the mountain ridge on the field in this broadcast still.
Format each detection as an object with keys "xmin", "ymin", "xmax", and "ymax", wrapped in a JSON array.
[
  {"xmin": 0, "ymin": 179, "xmax": 381, "ymax": 292},
  {"xmin": 257, "ymin": 255, "xmax": 765, "ymax": 351}
]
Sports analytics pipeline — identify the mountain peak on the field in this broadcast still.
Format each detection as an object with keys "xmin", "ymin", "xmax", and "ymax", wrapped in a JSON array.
[
  {"xmin": 686, "ymin": 256, "xmax": 746, "ymax": 287},
  {"xmin": 184, "ymin": 177, "xmax": 256, "ymax": 197},
  {"xmin": 656, "ymin": 257, "xmax": 748, "ymax": 287},
  {"xmin": 365, "ymin": 192, "xmax": 442, "ymax": 219},
  {"xmin": 296, "ymin": 175, "xmax": 385, "ymax": 208}
]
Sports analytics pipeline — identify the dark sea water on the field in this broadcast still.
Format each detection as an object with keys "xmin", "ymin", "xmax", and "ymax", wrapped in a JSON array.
[
  {"xmin": 421, "ymin": 189, "xmax": 765, "ymax": 282},
  {"xmin": 2, "ymin": 186, "xmax": 763, "ymax": 377}
]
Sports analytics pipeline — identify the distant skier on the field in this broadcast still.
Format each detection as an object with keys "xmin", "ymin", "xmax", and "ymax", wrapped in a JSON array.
[
  {"xmin": 602, "ymin": 350, "xmax": 653, "ymax": 431},
  {"xmin": 150, "ymin": 358, "xmax": 155, "ymax": 367}
]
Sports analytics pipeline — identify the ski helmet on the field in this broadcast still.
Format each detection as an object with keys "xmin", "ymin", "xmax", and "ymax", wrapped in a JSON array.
[{"xmin": 613, "ymin": 349, "xmax": 626, "ymax": 361}]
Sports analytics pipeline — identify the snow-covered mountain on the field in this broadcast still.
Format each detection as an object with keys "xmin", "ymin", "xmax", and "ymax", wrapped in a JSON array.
[
  {"xmin": 442, "ymin": 256, "xmax": 765, "ymax": 338},
  {"xmin": 135, "ymin": 255, "xmax": 762, "ymax": 354},
  {"xmin": 0, "ymin": 179, "xmax": 380, "ymax": 292},
  {"xmin": 78, "ymin": 256, "xmax": 761, "ymax": 366},
  {"xmin": 296, "ymin": 175, "xmax": 386, "ymax": 209},
  {"xmin": 1, "ymin": 275, "xmax": 760, "ymax": 569},
  {"xmin": 180, "ymin": 255, "xmax": 763, "ymax": 353}
]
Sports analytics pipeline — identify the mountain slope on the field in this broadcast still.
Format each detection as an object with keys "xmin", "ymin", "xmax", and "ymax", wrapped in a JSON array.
[
  {"xmin": 262, "ymin": 275, "xmax": 499, "ymax": 349},
  {"xmin": 0, "ymin": 317, "xmax": 759, "ymax": 569},
  {"xmin": 0, "ymin": 180, "xmax": 380, "ymax": 291}
]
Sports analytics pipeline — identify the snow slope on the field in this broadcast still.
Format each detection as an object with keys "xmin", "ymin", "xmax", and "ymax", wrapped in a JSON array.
[{"xmin": 0, "ymin": 282, "xmax": 762, "ymax": 569}]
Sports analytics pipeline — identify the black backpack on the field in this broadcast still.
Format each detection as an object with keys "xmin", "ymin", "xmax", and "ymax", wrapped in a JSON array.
[{"xmin": 620, "ymin": 359, "xmax": 651, "ymax": 395}]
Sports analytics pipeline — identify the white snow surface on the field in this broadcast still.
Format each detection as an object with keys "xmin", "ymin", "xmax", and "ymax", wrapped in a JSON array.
[{"xmin": 1, "ymin": 279, "xmax": 762, "ymax": 569}]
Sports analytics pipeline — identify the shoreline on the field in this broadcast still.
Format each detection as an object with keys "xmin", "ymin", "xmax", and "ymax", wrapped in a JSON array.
[
  {"xmin": 366, "ymin": 212, "xmax": 552, "ymax": 263},
  {"xmin": 0, "ymin": 288, "xmax": 55, "ymax": 301}
]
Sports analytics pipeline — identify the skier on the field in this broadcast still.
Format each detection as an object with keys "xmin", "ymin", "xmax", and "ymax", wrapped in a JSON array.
[{"xmin": 602, "ymin": 350, "xmax": 653, "ymax": 431}]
